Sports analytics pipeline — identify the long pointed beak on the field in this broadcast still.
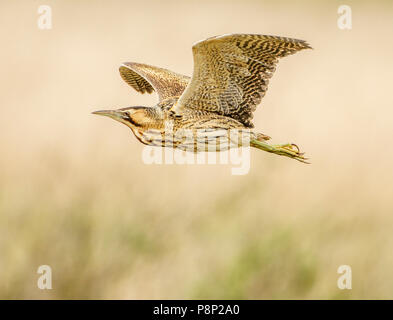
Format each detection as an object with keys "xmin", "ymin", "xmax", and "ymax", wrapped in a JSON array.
[{"xmin": 92, "ymin": 109, "xmax": 125, "ymax": 121}]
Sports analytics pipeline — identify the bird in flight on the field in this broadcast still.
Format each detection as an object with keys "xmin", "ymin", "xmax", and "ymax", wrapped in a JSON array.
[{"xmin": 93, "ymin": 34, "xmax": 311, "ymax": 163}]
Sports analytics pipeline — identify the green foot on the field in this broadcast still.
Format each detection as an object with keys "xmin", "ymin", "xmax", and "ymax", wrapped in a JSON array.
[{"xmin": 251, "ymin": 140, "xmax": 309, "ymax": 163}]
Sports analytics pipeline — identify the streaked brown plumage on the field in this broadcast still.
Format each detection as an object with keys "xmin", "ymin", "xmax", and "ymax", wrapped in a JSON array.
[{"xmin": 93, "ymin": 34, "xmax": 312, "ymax": 162}]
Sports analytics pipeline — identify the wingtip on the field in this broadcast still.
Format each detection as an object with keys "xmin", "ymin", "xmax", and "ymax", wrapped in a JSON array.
[
  {"xmin": 304, "ymin": 42, "xmax": 313, "ymax": 50},
  {"xmin": 299, "ymin": 39, "xmax": 313, "ymax": 50}
]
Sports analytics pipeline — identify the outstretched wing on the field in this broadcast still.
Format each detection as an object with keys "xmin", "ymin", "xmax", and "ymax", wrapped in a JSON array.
[
  {"xmin": 119, "ymin": 62, "xmax": 190, "ymax": 102},
  {"xmin": 173, "ymin": 34, "xmax": 311, "ymax": 127}
]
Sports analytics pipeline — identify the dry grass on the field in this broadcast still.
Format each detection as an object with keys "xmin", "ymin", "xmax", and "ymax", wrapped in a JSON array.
[{"xmin": 0, "ymin": 0, "xmax": 393, "ymax": 299}]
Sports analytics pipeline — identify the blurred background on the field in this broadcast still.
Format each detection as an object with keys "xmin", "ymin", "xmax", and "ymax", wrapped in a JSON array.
[{"xmin": 1, "ymin": 0, "xmax": 393, "ymax": 299}]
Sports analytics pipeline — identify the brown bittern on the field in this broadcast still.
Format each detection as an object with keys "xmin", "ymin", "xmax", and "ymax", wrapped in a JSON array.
[{"xmin": 93, "ymin": 34, "xmax": 311, "ymax": 162}]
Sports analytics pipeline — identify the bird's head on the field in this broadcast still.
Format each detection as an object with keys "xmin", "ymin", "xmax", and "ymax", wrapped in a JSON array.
[{"xmin": 92, "ymin": 106, "xmax": 153, "ymax": 129}]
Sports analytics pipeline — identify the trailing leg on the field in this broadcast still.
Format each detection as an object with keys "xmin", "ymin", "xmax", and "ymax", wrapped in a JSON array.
[{"xmin": 250, "ymin": 139, "xmax": 309, "ymax": 163}]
